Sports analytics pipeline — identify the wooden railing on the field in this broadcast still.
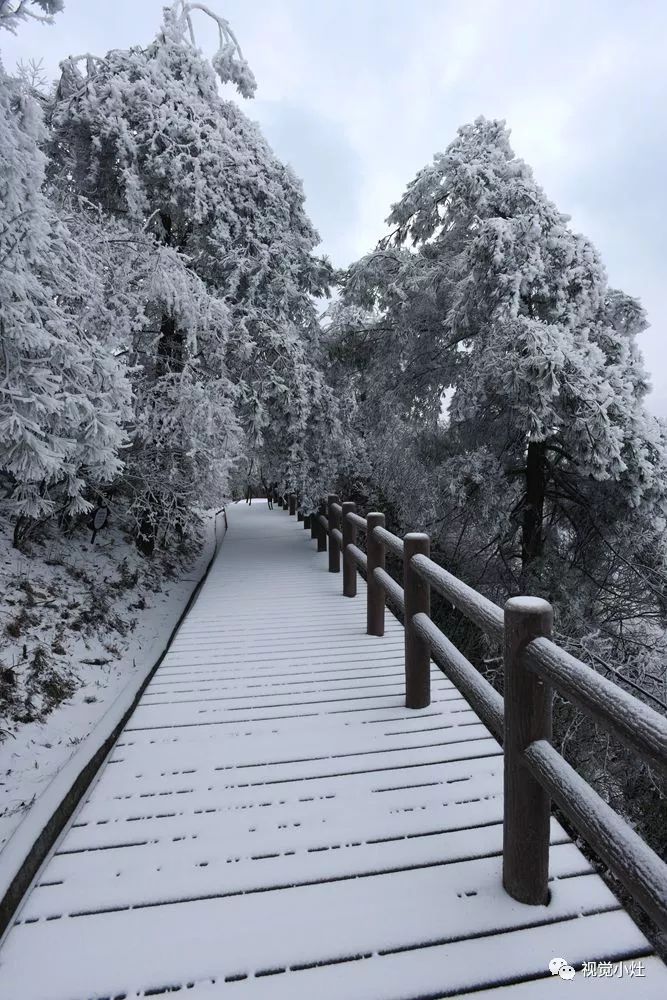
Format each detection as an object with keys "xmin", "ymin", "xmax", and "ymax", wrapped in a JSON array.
[{"xmin": 278, "ymin": 491, "xmax": 667, "ymax": 932}]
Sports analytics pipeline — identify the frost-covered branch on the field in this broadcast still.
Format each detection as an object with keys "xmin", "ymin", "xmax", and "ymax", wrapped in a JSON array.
[
  {"xmin": 164, "ymin": 0, "xmax": 256, "ymax": 96},
  {"xmin": 0, "ymin": 0, "xmax": 63, "ymax": 33}
]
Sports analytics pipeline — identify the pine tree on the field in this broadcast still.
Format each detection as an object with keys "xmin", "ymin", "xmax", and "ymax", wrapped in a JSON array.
[
  {"xmin": 61, "ymin": 201, "xmax": 242, "ymax": 550},
  {"xmin": 0, "ymin": 51, "xmax": 131, "ymax": 538},
  {"xmin": 334, "ymin": 117, "xmax": 667, "ymax": 599},
  {"xmin": 0, "ymin": 0, "xmax": 63, "ymax": 33},
  {"xmin": 48, "ymin": 1, "xmax": 334, "ymax": 533}
]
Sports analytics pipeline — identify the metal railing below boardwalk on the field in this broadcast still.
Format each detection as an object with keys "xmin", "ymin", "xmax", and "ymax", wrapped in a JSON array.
[{"xmin": 304, "ymin": 490, "xmax": 667, "ymax": 932}]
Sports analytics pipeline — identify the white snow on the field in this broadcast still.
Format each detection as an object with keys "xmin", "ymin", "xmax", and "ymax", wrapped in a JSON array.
[
  {"xmin": 0, "ymin": 501, "xmax": 663, "ymax": 999},
  {"xmin": 505, "ymin": 596, "xmax": 553, "ymax": 614},
  {"xmin": 0, "ymin": 512, "xmax": 221, "ymax": 859}
]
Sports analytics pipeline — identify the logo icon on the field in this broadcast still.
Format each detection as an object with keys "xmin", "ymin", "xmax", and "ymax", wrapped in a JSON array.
[{"xmin": 549, "ymin": 957, "xmax": 576, "ymax": 980}]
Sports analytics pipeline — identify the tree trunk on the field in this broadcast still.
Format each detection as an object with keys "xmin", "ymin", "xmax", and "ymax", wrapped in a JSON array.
[
  {"xmin": 156, "ymin": 212, "xmax": 184, "ymax": 373},
  {"xmin": 157, "ymin": 313, "xmax": 182, "ymax": 373},
  {"xmin": 522, "ymin": 441, "xmax": 546, "ymax": 571},
  {"xmin": 13, "ymin": 515, "xmax": 27, "ymax": 549},
  {"xmin": 136, "ymin": 510, "xmax": 156, "ymax": 556}
]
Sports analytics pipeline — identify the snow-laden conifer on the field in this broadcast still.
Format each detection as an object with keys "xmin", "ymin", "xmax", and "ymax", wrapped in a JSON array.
[
  {"xmin": 49, "ymin": 1, "xmax": 334, "ymax": 532},
  {"xmin": 335, "ymin": 117, "xmax": 667, "ymax": 584},
  {"xmin": 329, "ymin": 120, "xmax": 667, "ymax": 851},
  {"xmin": 0, "ymin": 0, "xmax": 63, "ymax": 33},
  {"xmin": 0, "ymin": 57, "xmax": 131, "ymax": 532},
  {"xmin": 62, "ymin": 203, "xmax": 242, "ymax": 548}
]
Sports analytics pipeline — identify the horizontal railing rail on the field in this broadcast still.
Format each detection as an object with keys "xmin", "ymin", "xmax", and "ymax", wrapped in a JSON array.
[
  {"xmin": 374, "ymin": 566, "xmax": 404, "ymax": 613},
  {"xmin": 524, "ymin": 636, "xmax": 667, "ymax": 772},
  {"xmin": 347, "ymin": 543, "xmax": 367, "ymax": 571},
  {"xmin": 412, "ymin": 612, "xmax": 504, "ymax": 742},
  {"xmin": 524, "ymin": 738, "xmax": 667, "ymax": 930},
  {"xmin": 410, "ymin": 553, "xmax": 504, "ymax": 640},
  {"xmin": 273, "ymin": 490, "xmax": 667, "ymax": 932},
  {"xmin": 347, "ymin": 511, "xmax": 368, "ymax": 531},
  {"xmin": 373, "ymin": 524, "xmax": 405, "ymax": 558}
]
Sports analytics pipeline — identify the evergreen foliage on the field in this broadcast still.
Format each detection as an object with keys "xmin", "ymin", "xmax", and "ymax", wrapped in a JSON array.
[
  {"xmin": 333, "ymin": 117, "xmax": 667, "ymax": 618},
  {"xmin": 1, "ymin": 1, "xmax": 338, "ymax": 548},
  {"xmin": 0, "ymin": 55, "xmax": 131, "ymax": 528},
  {"xmin": 330, "ymin": 117, "xmax": 667, "ymax": 869}
]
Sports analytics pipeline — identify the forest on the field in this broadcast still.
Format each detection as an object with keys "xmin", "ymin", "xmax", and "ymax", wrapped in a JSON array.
[{"xmin": 1, "ymin": 0, "xmax": 665, "ymax": 933}]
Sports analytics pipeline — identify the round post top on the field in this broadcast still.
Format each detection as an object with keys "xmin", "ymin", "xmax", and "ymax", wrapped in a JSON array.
[{"xmin": 505, "ymin": 596, "xmax": 552, "ymax": 615}]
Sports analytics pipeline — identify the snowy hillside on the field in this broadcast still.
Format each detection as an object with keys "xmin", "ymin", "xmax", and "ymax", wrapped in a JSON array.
[{"xmin": 0, "ymin": 514, "xmax": 217, "ymax": 850}]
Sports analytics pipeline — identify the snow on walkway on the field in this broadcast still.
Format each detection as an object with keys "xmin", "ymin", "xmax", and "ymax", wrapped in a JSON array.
[{"xmin": 0, "ymin": 500, "xmax": 665, "ymax": 998}]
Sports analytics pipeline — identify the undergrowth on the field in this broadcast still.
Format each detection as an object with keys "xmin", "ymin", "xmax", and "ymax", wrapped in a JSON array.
[{"xmin": 0, "ymin": 516, "xmax": 201, "ymax": 734}]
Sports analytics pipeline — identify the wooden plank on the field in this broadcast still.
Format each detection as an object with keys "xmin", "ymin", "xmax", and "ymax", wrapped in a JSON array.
[{"xmin": 1, "ymin": 500, "xmax": 664, "ymax": 1000}]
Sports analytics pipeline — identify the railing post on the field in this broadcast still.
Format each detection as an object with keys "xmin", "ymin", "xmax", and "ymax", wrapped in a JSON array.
[
  {"xmin": 503, "ymin": 596, "xmax": 554, "ymax": 905},
  {"xmin": 310, "ymin": 511, "xmax": 318, "ymax": 540},
  {"xmin": 289, "ymin": 493, "xmax": 297, "ymax": 516},
  {"xmin": 342, "ymin": 501, "xmax": 357, "ymax": 597},
  {"xmin": 328, "ymin": 494, "xmax": 340, "ymax": 572},
  {"xmin": 282, "ymin": 493, "xmax": 288, "ymax": 510},
  {"xmin": 304, "ymin": 514, "xmax": 310, "ymax": 530},
  {"xmin": 403, "ymin": 533, "xmax": 431, "ymax": 708},
  {"xmin": 366, "ymin": 512, "xmax": 385, "ymax": 637},
  {"xmin": 317, "ymin": 500, "xmax": 327, "ymax": 553},
  {"xmin": 297, "ymin": 508, "xmax": 304, "ymax": 522}
]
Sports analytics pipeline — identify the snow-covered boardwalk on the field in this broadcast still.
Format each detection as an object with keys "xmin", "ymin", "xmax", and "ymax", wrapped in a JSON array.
[{"xmin": 1, "ymin": 501, "xmax": 665, "ymax": 998}]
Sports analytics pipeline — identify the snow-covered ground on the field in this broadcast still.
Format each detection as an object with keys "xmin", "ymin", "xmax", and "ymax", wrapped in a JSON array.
[
  {"xmin": 0, "ymin": 513, "xmax": 221, "ymax": 853},
  {"xmin": 1, "ymin": 501, "xmax": 663, "ymax": 999}
]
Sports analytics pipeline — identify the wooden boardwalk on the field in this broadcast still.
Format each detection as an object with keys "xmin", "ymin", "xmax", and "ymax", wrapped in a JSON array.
[{"xmin": 1, "ymin": 501, "xmax": 665, "ymax": 998}]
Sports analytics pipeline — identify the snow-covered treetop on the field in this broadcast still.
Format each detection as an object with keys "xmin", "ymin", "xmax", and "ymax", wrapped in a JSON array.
[
  {"xmin": 388, "ymin": 117, "xmax": 547, "ymax": 245},
  {"xmin": 163, "ymin": 1, "xmax": 256, "ymax": 97},
  {"xmin": 51, "ymin": 2, "xmax": 322, "ymax": 316},
  {"xmin": 0, "ymin": 0, "xmax": 63, "ymax": 33},
  {"xmin": 342, "ymin": 118, "xmax": 662, "ymax": 500},
  {"xmin": 48, "ymin": 1, "xmax": 334, "ymax": 495}
]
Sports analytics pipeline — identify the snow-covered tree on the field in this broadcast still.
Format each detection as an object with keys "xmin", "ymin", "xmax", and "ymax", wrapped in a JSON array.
[
  {"xmin": 61, "ymin": 202, "xmax": 242, "ymax": 551},
  {"xmin": 0, "ymin": 0, "xmax": 63, "ymax": 33},
  {"xmin": 329, "ymin": 120, "xmax": 667, "ymax": 862},
  {"xmin": 48, "ymin": 1, "xmax": 335, "ymax": 532},
  {"xmin": 0, "ymin": 55, "xmax": 131, "ymax": 538},
  {"xmin": 334, "ymin": 117, "xmax": 667, "ymax": 596}
]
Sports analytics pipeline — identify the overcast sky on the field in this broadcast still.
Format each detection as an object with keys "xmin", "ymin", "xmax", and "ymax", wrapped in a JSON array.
[{"xmin": 3, "ymin": 0, "xmax": 666, "ymax": 412}]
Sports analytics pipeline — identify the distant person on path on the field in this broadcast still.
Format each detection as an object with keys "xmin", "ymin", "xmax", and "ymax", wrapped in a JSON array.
[
  {"xmin": 260, "ymin": 473, "xmax": 276, "ymax": 508},
  {"xmin": 245, "ymin": 481, "xmax": 253, "ymax": 504}
]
